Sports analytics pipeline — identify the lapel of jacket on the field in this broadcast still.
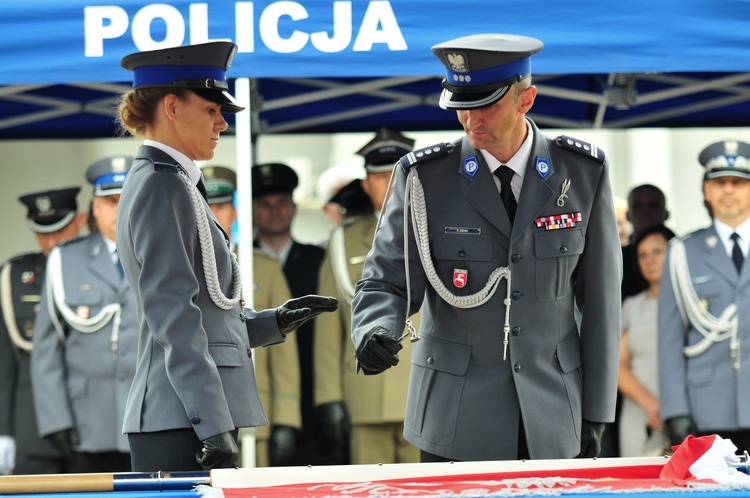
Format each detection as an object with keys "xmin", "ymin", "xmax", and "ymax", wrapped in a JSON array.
[
  {"xmin": 513, "ymin": 121, "xmax": 556, "ymax": 244},
  {"xmin": 88, "ymin": 234, "xmax": 120, "ymax": 291},
  {"xmin": 459, "ymin": 136, "xmax": 512, "ymax": 238},
  {"xmin": 703, "ymin": 227, "xmax": 740, "ymax": 287}
]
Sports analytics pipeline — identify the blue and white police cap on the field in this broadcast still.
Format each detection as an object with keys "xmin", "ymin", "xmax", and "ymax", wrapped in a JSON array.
[
  {"xmin": 201, "ymin": 165, "xmax": 237, "ymax": 205},
  {"xmin": 431, "ymin": 34, "xmax": 543, "ymax": 110},
  {"xmin": 86, "ymin": 155, "xmax": 134, "ymax": 197},
  {"xmin": 356, "ymin": 128, "xmax": 415, "ymax": 173},
  {"xmin": 121, "ymin": 41, "xmax": 244, "ymax": 114},
  {"xmin": 18, "ymin": 187, "xmax": 80, "ymax": 234},
  {"xmin": 699, "ymin": 140, "xmax": 750, "ymax": 180}
]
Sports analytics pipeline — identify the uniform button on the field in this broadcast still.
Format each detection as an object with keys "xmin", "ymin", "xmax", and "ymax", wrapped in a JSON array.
[
  {"xmin": 513, "ymin": 363, "xmax": 522, "ymax": 373},
  {"xmin": 560, "ymin": 246, "xmax": 568, "ymax": 254},
  {"xmin": 512, "ymin": 290, "xmax": 522, "ymax": 300},
  {"xmin": 511, "ymin": 254, "xmax": 521, "ymax": 263},
  {"xmin": 458, "ymin": 250, "xmax": 466, "ymax": 257},
  {"xmin": 190, "ymin": 416, "xmax": 201, "ymax": 425},
  {"xmin": 512, "ymin": 326, "xmax": 522, "ymax": 336},
  {"xmin": 247, "ymin": 348, "xmax": 252, "ymax": 357},
  {"xmin": 427, "ymin": 356, "xmax": 434, "ymax": 365}
]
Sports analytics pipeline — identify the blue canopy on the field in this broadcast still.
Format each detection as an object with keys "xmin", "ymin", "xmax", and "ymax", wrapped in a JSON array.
[{"xmin": 1, "ymin": 0, "xmax": 750, "ymax": 137}]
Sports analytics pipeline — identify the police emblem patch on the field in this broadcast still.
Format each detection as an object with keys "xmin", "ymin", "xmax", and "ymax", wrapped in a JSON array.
[
  {"xmin": 535, "ymin": 156, "xmax": 551, "ymax": 179},
  {"xmin": 453, "ymin": 269, "xmax": 468, "ymax": 288},
  {"xmin": 463, "ymin": 155, "xmax": 479, "ymax": 178}
]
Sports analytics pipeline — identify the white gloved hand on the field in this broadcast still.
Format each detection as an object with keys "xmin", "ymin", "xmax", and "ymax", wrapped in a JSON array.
[{"xmin": 0, "ymin": 435, "xmax": 15, "ymax": 475}]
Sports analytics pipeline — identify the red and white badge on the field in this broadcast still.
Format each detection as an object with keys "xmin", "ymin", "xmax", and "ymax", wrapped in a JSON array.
[{"xmin": 453, "ymin": 269, "xmax": 468, "ymax": 288}]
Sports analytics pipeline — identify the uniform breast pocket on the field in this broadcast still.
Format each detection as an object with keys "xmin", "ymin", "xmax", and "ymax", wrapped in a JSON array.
[
  {"xmin": 66, "ymin": 290, "xmax": 104, "ymax": 318},
  {"xmin": 433, "ymin": 233, "xmax": 495, "ymax": 294},
  {"xmin": 534, "ymin": 228, "xmax": 585, "ymax": 302},
  {"xmin": 208, "ymin": 342, "xmax": 244, "ymax": 367},
  {"xmin": 692, "ymin": 278, "xmax": 720, "ymax": 315}
]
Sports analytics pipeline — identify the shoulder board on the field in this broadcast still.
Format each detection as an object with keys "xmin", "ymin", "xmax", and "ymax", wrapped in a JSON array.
[
  {"xmin": 555, "ymin": 135, "xmax": 605, "ymax": 164},
  {"xmin": 671, "ymin": 227, "xmax": 704, "ymax": 245},
  {"xmin": 6, "ymin": 252, "xmax": 41, "ymax": 266},
  {"xmin": 57, "ymin": 235, "xmax": 87, "ymax": 248},
  {"xmin": 152, "ymin": 160, "xmax": 181, "ymax": 172},
  {"xmin": 399, "ymin": 141, "xmax": 456, "ymax": 173}
]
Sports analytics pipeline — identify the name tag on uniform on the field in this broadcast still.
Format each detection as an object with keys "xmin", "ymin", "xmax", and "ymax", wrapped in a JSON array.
[{"xmin": 445, "ymin": 227, "xmax": 481, "ymax": 235}]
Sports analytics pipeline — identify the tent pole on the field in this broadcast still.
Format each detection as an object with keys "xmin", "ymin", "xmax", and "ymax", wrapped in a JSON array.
[{"xmin": 234, "ymin": 76, "xmax": 257, "ymax": 468}]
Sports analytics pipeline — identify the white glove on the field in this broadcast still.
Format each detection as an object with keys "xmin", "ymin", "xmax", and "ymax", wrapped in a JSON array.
[{"xmin": 0, "ymin": 435, "xmax": 15, "ymax": 475}]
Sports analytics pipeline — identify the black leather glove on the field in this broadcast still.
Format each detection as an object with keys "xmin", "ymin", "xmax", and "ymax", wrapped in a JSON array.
[
  {"xmin": 276, "ymin": 295, "xmax": 338, "ymax": 336},
  {"xmin": 355, "ymin": 325, "xmax": 402, "ymax": 375},
  {"xmin": 46, "ymin": 428, "xmax": 79, "ymax": 466},
  {"xmin": 317, "ymin": 402, "xmax": 351, "ymax": 452},
  {"xmin": 666, "ymin": 416, "xmax": 696, "ymax": 448},
  {"xmin": 195, "ymin": 431, "xmax": 239, "ymax": 470},
  {"xmin": 576, "ymin": 421, "xmax": 605, "ymax": 458},
  {"xmin": 268, "ymin": 425, "xmax": 298, "ymax": 466}
]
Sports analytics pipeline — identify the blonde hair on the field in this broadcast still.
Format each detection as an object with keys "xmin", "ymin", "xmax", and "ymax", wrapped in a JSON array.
[{"xmin": 116, "ymin": 88, "xmax": 190, "ymax": 138}]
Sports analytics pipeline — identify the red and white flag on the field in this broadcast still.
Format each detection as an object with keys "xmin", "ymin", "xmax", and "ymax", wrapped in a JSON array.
[{"xmin": 660, "ymin": 434, "xmax": 750, "ymax": 484}]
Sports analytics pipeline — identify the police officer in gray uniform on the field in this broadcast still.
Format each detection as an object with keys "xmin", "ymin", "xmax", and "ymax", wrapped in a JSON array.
[
  {"xmin": 116, "ymin": 41, "xmax": 337, "ymax": 472},
  {"xmin": 0, "ymin": 188, "xmax": 84, "ymax": 474},
  {"xmin": 31, "ymin": 156, "xmax": 137, "ymax": 473},
  {"xmin": 659, "ymin": 140, "xmax": 750, "ymax": 452},
  {"xmin": 351, "ymin": 34, "xmax": 622, "ymax": 462}
]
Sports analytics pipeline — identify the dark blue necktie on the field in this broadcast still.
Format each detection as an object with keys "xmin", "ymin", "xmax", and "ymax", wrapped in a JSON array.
[
  {"xmin": 731, "ymin": 232, "xmax": 744, "ymax": 273},
  {"xmin": 494, "ymin": 165, "xmax": 517, "ymax": 225},
  {"xmin": 114, "ymin": 249, "xmax": 124, "ymax": 279}
]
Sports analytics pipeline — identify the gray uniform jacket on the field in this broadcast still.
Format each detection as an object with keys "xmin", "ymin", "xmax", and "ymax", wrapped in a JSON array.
[
  {"xmin": 116, "ymin": 145, "xmax": 283, "ymax": 441},
  {"xmin": 31, "ymin": 234, "xmax": 137, "ymax": 453},
  {"xmin": 658, "ymin": 226, "xmax": 750, "ymax": 431},
  {"xmin": 351, "ymin": 119, "xmax": 622, "ymax": 461}
]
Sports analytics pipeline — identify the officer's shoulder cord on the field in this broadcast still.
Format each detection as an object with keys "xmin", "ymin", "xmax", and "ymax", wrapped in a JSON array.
[
  {"xmin": 668, "ymin": 237, "xmax": 739, "ymax": 369},
  {"xmin": 178, "ymin": 170, "xmax": 244, "ymax": 312},
  {"xmin": 329, "ymin": 224, "xmax": 355, "ymax": 306},
  {"xmin": 0, "ymin": 262, "xmax": 32, "ymax": 353},
  {"xmin": 45, "ymin": 246, "xmax": 122, "ymax": 349}
]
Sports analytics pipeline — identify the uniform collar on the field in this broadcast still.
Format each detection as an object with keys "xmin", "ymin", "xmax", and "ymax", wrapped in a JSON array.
[{"xmin": 143, "ymin": 139, "xmax": 202, "ymax": 186}]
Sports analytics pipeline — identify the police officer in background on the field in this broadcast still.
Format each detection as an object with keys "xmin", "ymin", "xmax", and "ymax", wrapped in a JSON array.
[
  {"xmin": 351, "ymin": 34, "xmax": 621, "ymax": 462},
  {"xmin": 659, "ymin": 140, "xmax": 750, "ymax": 451},
  {"xmin": 201, "ymin": 165, "xmax": 302, "ymax": 467},
  {"xmin": 252, "ymin": 163, "xmax": 333, "ymax": 465},
  {"xmin": 314, "ymin": 128, "xmax": 420, "ymax": 464},
  {"xmin": 0, "ymin": 187, "xmax": 86, "ymax": 474},
  {"xmin": 31, "ymin": 156, "xmax": 137, "ymax": 473}
]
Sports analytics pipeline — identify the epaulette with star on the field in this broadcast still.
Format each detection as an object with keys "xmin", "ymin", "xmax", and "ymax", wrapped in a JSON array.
[
  {"xmin": 398, "ymin": 140, "xmax": 457, "ymax": 173},
  {"xmin": 555, "ymin": 135, "xmax": 605, "ymax": 164}
]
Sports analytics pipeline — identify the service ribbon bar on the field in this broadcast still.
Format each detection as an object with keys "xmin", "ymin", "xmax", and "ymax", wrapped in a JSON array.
[{"xmin": 535, "ymin": 212, "xmax": 582, "ymax": 231}]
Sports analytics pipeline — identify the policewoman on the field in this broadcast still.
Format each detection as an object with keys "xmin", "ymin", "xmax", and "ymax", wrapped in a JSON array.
[
  {"xmin": 0, "ymin": 188, "xmax": 84, "ymax": 475},
  {"xmin": 314, "ymin": 129, "xmax": 420, "ymax": 464},
  {"xmin": 351, "ymin": 34, "xmax": 622, "ymax": 462},
  {"xmin": 659, "ymin": 140, "xmax": 750, "ymax": 451},
  {"xmin": 201, "ymin": 165, "xmax": 302, "ymax": 467},
  {"xmin": 115, "ymin": 42, "xmax": 336, "ymax": 472},
  {"xmin": 31, "ymin": 157, "xmax": 137, "ymax": 473}
]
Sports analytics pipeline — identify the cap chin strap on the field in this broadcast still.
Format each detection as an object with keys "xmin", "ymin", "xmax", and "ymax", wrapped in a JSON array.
[
  {"xmin": 178, "ymin": 171, "xmax": 245, "ymax": 314},
  {"xmin": 668, "ymin": 237, "xmax": 739, "ymax": 370}
]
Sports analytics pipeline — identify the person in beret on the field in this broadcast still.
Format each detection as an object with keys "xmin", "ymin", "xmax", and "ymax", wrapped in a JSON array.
[
  {"xmin": 0, "ymin": 187, "xmax": 86, "ymax": 475},
  {"xmin": 659, "ymin": 140, "xmax": 750, "ymax": 452},
  {"xmin": 314, "ymin": 129, "xmax": 420, "ymax": 465},
  {"xmin": 31, "ymin": 156, "xmax": 138, "ymax": 473},
  {"xmin": 201, "ymin": 165, "xmax": 302, "ymax": 467},
  {"xmin": 115, "ymin": 42, "xmax": 337, "ymax": 472},
  {"xmin": 351, "ymin": 34, "xmax": 622, "ymax": 462},
  {"xmin": 251, "ymin": 163, "xmax": 337, "ymax": 465}
]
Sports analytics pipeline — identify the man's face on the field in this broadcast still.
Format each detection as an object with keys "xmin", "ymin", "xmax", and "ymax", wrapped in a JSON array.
[
  {"xmin": 253, "ymin": 192, "xmax": 296, "ymax": 237},
  {"xmin": 92, "ymin": 194, "xmax": 120, "ymax": 241},
  {"xmin": 209, "ymin": 202, "xmax": 237, "ymax": 236},
  {"xmin": 627, "ymin": 189, "xmax": 668, "ymax": 235},
  {"xmin": 361, "ymin": 171, "xmax": 392, "ymax": 212},
  {"xmin": 35, "ymin": 217, "xmax": 84, "ymax": 256},
  {"xmin": 704, "ymin": 176, "xmax": 750, "ymax": 227}
]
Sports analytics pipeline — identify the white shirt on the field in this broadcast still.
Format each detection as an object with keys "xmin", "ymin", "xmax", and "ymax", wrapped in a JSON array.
[
  {"xmin": 482, "ymin": 120, "xmax": 533, "ymax": 202},
  {"xmin": 713, "ymin": 217, "xmax": 750, "ymax": 260}
]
